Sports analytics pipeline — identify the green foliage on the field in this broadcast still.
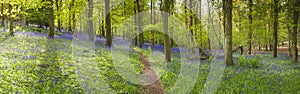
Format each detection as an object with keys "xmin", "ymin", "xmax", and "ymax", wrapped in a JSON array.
[
  {"xmin": 238, "ymin": 55, "xmax": 259, "ymax": 68},
  {"xmin": 0, "ymin": 33, "xmax": 299, "ymax": 93},
  {"xmin": 0, "ymin": 35, "xmax": 82, "ymax": 93}
]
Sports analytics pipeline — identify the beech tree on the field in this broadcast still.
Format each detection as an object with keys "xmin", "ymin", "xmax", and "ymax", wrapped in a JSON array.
[
  {"xmin": 105, "ymin": 0, "xmax": 112, "ymax": 46},
  {"xmin": 163, "ymin": 0, "xmax": 171, "ymax": 62},
  {"xmin": 224, "ymin": 0, "xmax": 233, "ymax": 66},
  {"xmin": 48, "ymin": 0, "xmax": 55, "ymax": 38},
  {"xmin": 272, "ymin": 0, "xmax": 279, "ymax": 58},
  {"xmin": 291, "ymin": 0, "xmax": 299, "ymax": 63}
]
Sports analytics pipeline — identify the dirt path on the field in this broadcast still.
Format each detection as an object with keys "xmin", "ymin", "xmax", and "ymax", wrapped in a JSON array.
[{"xmin": 133, "ymin": 48, "xmax": 164, "ymax": 94}]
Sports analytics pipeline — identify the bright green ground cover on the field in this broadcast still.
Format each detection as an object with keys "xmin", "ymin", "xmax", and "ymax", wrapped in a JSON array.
[{"xmin": 0, "ymin": 31, "xmax": 299, "ymax": 93}]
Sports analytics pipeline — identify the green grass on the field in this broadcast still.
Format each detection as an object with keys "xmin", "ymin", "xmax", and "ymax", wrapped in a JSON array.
[{"xmin": 0, "ymin": 34, "xmax": 299, "ymax": 93}]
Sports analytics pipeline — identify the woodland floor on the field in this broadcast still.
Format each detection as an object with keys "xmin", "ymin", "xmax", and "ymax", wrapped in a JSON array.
[{"xmin": 0, "ymin": 26, "xmax": 300, "ymax": 93}]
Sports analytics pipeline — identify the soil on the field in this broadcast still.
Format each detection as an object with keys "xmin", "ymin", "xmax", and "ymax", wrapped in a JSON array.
[{"xmin": 134, "ymin": 48, "xmax": 165, "ymax": 94}]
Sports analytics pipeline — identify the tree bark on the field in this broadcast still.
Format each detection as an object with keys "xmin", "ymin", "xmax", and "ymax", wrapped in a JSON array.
[
  {"xmin": 190, "ymin": 0, "xmax": 193, "ymax": 36},
  {"xmin": 164, "ymin": 0, "xmax": 171, "ymax": 62},
  {"xmin": 151, "ymin": 0, "xmax": 155, "ymax": 46},
  {"xmin": 272, "ymin": 0, "xmax": 278, "ymax": 58},
  {"xmin": 248, "ymin": 0, "xmax": 253, "ymax": 55},
  {"xmin": 224, "ymin": 0, "xmax": 234, "ymax": 66},
  {"xmin": 134, "ymin": 1, "xmax": 138, "ymax": 45},
  {"xmin": 55, "ymin": 0, "xmax": 61, "ymax": 32},
  {"xmin": 287, "ymin": 23, "xmax": 292, "ymax": 56},
  {"xmin": 291, "ymin": 0, "xmax": 299, "ymax": 63},
  {"xmin": 137, "ymin": 0, "xmax": 143, "ymax": 48},
  {"xmin": 1, "ymin": 3, "xmax": 4, "ymax": 26},
  {"xmin": 72, "ymin": 0, "xmax": 75, "ymax": 32},
  {"xmin": 88, "ymin": 0, "xmax": 94, "ymax": 41},
  {"xmin": 265, "ymin": 24, "xmax": 268, "ymax": 51},
  {"xmin": 105, "ymin": 0, "xmax": 112, "ymax": 46},
  {"xmin": 48, "ymin": 0, "xmax": 55, "ymax": 38},
  {"xmin": 8, "ymin": 4, "xmax": 14, "ymax": 36},
  {"xmin": 268, "ymin": 22, "xmax": 272, "ymax": 51},
  {"xmin": 68, "ymin": 1, "xmax": 72, "ymax": 32}
]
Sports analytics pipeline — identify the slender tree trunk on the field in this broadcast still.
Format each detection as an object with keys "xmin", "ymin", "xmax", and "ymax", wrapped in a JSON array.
[
  {"xmin": 48, "ymin": 0, "xmax": 55, "ymax": 38},
  {"xmin": 72, "ymin": 0, "xmax": 75, "ymax": 32},
  {"xmin": 98, "ymin": 9, "xmax": 102, "ymax": 38},
  {"xmin": 56, "ymin": 0, "xmax": 61, "ymax": 32},
  {"xmin": 68, "ymin": 2, "xmax": 72, "ymax": 32},
  {"xmin": 151, "ymin": 0, "xmax": 155, "ymax": 46},
  {"xmin": 134, "ymin": 1, "xmax": 138, "ymax": 45},
  {"xmin": 123, "ymin": 2, "xmax": 126, "ymax": 39},
  {"xmin": 101, "ymin": 20, "xmax": 105, "ymax": 37},
  {"xmin": 68, "ymin": 0, "xmax": 75, "ymax": 33},
  {"xmin": 287, "ymin": 23, "xmax": 292, "ymax": 56},
  {"xmin": 224, "ymin": 0, "xmax": 234, "ymax": 66},
  {"xmin": 272, "ymin": 0, "xmax": 278, "ymax": 58},
  {"xmin": 291, "ymin": 0, "xmax": 299, "ymax": 63},
  {"xmin": 240, "ymin": 46, "xmax": 243, "ymax": 55},
  {"xmin": 248, "ymin": 0, "xmax": 253, "ymax": 55},
  {"xmin": 164, "ymin": 0, "xmax": 171, "ymax": 62},
  {"xmin": 269, "ymin": 22, "xmax": 272, "ymax": 51},
  {"xmin": 88, "ymin": 0, "xmax": 94, "ymax": 41},
  {"xmin": 184, "ymin": 0, "xmax": 188, "ymax": 28},
  {"xmin": 265, "ymin": 24, "xmax": 268, "ymax": 51},
  {"xmin": 1, "ymin": 3, "xmax": 4, "ymax": 26},
  {"xmin": 190, "ymin": 0, "xmax": 193, "ymax": 36},
  {"xmin": 137, "ymin": 0, "xmax": 143, "ymax": 48},
  {"xmin": 8, "ymin": 4, "xmax": 14, "ymax": 36},
  {"xmin": 105, "ymin": 0, "xmax": 112, "ymax": 46}
]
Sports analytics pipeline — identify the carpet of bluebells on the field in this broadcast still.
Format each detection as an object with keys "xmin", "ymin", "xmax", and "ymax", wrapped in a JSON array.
[{"xmin": 0, "ymin": 26, "xmax": 299, "ymax": 93}]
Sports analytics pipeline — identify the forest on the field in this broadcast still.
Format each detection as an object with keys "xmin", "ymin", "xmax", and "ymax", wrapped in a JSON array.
[{"xmin": 0, "ymin": 0, "xmax": 299, "ymax": 93}]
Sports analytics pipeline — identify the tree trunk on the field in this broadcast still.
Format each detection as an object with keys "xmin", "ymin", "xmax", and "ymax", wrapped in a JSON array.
[
  {"xmin": 134, "ymin": 1, "xmax": 138, "ymax": 45},
  {"xmin": 224, "ymin": 0, "xmax": 234, "ymax": 66},
  {"xmin": 190, "ymin": 0, "xmax": 193, "ymax": 36},
  {"xmin": 137, "ymin": 0, "xmax": 143, "ymax": 48},
  {"xmin": 72, "ymin": 0, "xmax": 75, "ymax": 32},
  {"xmin": 1, "ymin": 3, "xmax": 4, "ymax": 26},
  {"xmin": 151, "ymin": 0, "xmax": 155, "ymax": 46},
  {"xmin": 8, "ymin": 4, "xmax": 14, "ymax": 36},
  {"xmin": 68, "ymin": 0, "xmax": 75, "ymax": 33},
  {"xmin": 55, "ymin": 0, "xmax": 61, "ymax": 32},
  {"xmin": 287, "ymin": 23, "xmax": 292, "ymax": 56},
  {"xmin": 48, "ymin": 0, "xmax": 55, "ymax": 38},
  {"xmin": 272, "ymin": 0, "xmax": 278, "ymax": 58},
  {"xmin": 291, "ymin": 0, "xmax": 299, "ymax": 63},
  {"xmin": 68, "ymin": 2, "xmax": 72, "ymax": 32},
  {"xmin": 265, "ymin": 24, "xmax": 268, "ymax": 51},
  {"xmin": 88, "ymin": 0, "xmax": 94, "ymax": 41},
  {"xmin": 184, "ymin": 0, "xmax": 188, "ymax": 28},
  {"xmin": 101, "ymin": 20, "xmax": 105, "ymax": 37},
  {"xmin": 123, "ymin": 2, "xmax": 126, "ymax": 39},
  {"xmin": 164, "ymin": 0, "xmax": 171, "ymax": 62},
  {"xmin": 268, "ymin": 22, "xmax": 272, "ymax": 51},
  {"xmin": 240, "ymin": 46, "xmax": 243, "ymax": 55},
  {"xmin": 248, "ymin": 0, "xmax": 253, "ymax": 55},
  {"xmin": 105, "ymin": 0, "xmax": 112, "ymax": 46}
]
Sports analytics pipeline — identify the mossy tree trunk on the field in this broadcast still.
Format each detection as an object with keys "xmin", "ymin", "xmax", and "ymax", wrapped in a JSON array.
[{"xmin": 224, "ymin": 0, "xmax": 234, "ymax": 66}]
